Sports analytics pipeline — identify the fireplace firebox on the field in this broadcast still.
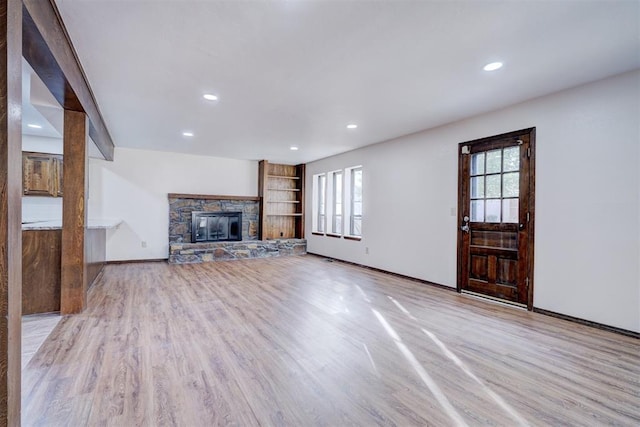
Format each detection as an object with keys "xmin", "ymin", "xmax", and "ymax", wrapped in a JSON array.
[{"xmin": 191, "ymin": 211, "xmax": 242, "ymax": 243}]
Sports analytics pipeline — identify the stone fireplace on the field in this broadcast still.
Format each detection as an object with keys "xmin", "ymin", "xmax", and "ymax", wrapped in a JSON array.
[
  {"xmin": 169, "ymin": 194, "xmax": 259, "ymax": 243},
  {"xmin": 168, "ymin": 193, "xmax": 306, "ymax": 264}
]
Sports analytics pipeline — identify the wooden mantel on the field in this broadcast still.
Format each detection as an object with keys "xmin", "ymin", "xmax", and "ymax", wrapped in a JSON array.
[{"xmin": 168, "ymin": 193, "xmax": 261, "ymax": 201}]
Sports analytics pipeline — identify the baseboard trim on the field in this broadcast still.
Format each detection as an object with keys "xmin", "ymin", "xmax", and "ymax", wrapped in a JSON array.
[
  {"xmin": 533, "ymin": 307, "xmax": 639, "ymax": 339},
  {"xmin": 305, "ymin": 252, "xmax": 456, "ymax": 293},
  {"xmin": 106, "ymin": 258, "xmax": 168, "ymax": 265},
  {"xmin": 461, "ymin": 290, "xmax": 527, "ymax": 310},
  {"xmin": 305, "ymin": 254, "xmax": 639, "ymax": 339}
]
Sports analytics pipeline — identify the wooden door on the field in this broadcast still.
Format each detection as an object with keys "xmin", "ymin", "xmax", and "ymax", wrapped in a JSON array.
[{"xmin": 457, "ymin": 128, "xmax": 535, "ymax": 308}]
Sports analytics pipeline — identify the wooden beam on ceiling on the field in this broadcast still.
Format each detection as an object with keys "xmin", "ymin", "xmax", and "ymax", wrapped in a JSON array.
[{"xmin": 22, "ymin": 0, "xmax": 114, "ymax": 161}]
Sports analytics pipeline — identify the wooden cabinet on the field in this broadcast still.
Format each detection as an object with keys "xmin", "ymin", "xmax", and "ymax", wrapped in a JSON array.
[
  {"xmin": 54, "ymin": 156, "xmax": 63, "ymax": 197},
  {"xmin": 258, "ymin": 160, "xmax": 305, "ymax": 239},
  {"xmin": 22, "ymin": 229, "xmax": 62, "ymax": 315},
  {"xmin": 23, "ymin": 151, "xmax": 63, "ymax": 197}
]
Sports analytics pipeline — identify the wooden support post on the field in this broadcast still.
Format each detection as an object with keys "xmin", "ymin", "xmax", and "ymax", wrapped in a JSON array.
[
  {"xmin": 0, "ymin": 0, "xmax": 22, "ymax": 424},
  {"xmin": 61, "ymin": 110, "xmax": 88, "ymax": 314}
]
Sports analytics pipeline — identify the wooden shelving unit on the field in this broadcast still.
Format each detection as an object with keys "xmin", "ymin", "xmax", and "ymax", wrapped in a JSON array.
[{"xmin": 258, "ymin": 160, "xmax": 305, "ymax": 239}]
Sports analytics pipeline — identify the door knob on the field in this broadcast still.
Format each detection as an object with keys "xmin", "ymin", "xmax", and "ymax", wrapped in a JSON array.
[{"xmin": 461, "ymin": 216, "xmax": 470, "ymax": 233}]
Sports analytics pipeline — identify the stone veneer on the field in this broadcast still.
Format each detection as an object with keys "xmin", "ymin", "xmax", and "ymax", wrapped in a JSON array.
[
  {"xmin": 169, "ymin": 239, "xmax": 307, "ymax": 264},
  {"xmin": 169, "ymin": 195, "xmax": 259, "ymax": 243},
  {"xmin": 167, "ymin": 194, "xmax": 306, "ymax": 264}
]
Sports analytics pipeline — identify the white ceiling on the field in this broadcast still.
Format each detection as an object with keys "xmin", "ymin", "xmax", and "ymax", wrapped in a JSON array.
[
  {"xmin": 22, "ymin": 60, "xmax": 63, "ymax": 140},
  {"xmin": 53, "ymin": 0, "xmax": 640, "ymax": 164}
]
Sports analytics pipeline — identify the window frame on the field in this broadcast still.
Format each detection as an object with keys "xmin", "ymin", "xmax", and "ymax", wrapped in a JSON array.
[
  {"xmin": 311, "ymin": 173, "xmax": 326, "ymax": 234},
  {"xmin": 348, "ymin": 166, "xmax": 362, "ymax": 238},
  {"xmin": 311, "ymin": 166, "xmax": 363, "ymax": 240},
  {"xmin": 330, "ymin": 170, "xmax": 343, "ymax": 235}
]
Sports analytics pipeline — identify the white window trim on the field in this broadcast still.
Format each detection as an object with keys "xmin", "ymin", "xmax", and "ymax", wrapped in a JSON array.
[
  {"xmin": 330, "ymin": 170, "xmax": 343, "ymax": 235},
  {"xmin": 345, "ymin": 166, "xmax": 362, "ymax": 238},
  {"xmin": 312, "ymin": 166, "xmax": 363, "ymax": 240},
  {"xmin": 311, "ymin": 173, "xmax": 326, "ymax": 234}
]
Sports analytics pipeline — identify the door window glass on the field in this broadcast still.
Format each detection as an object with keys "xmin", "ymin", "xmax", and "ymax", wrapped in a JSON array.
[
  {"xmin": 486, "ymin": 200, "xmax": 501, "ymax": 223},
  {"xmin": 471, "ymin": 153, "xmax": 485, "ymax": 175},
  {"xmin": 486, "ymin": 150, "xmax": 502, "ymax": 174},
  {"xmin": 471, "ymin": 200, "xmax": 485, "ymax": 222},
  {"xmin": 503, "ymin": 173, "xmax": 519, "ymax": 198},
  {"xmin": 503, "ymin": 147, "xmax": 520, "ymax": 172},
  {"xmin": 470, "ymin": 176, "xmax": 484, "ymax": 198},
  {"xmin": 502, "ymin": 199, "xmax": 519, "ymax": 223},
  {"xmin": 469, "ymin": 145, "xmax": 520, "ymax": 223},
  {"xmin": 485, "ymin": 175, "xmax": 501, "ymax": 198}
]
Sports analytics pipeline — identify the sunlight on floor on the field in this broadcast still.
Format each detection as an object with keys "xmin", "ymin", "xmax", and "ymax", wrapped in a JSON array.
[
  {"xmin": 388, "ymin": 296, "xmax": 530, "ymax": 427},
  {"xmin": 22, "ymin": 313, "xmax": 61, "ymax": 370},
  {"xmin": 371, "ymin": 308, "xmax": 469, "ymax": 427}
]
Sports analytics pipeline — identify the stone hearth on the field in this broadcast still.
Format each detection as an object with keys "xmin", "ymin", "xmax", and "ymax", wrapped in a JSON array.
[{"xmin": 169, "ymin": 239, "xmax": 307, "ymax": 264}]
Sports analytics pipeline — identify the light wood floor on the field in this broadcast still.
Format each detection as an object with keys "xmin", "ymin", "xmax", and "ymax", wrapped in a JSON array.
[
  {"xmin": 22, "ymin": 255, "xmax": 639, "ymax": 426},
  {"xmin": 22, "ymin": 313, "xmax": 61, "ymax": 370}
]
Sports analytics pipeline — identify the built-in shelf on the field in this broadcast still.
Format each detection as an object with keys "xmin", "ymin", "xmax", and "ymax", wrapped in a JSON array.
[
  {"xmin": 268, "ymin": 175, "xmax": 300, "ymax": 180},
  {"xmin": 259, "ymin": 161, "xmax": 305, "ymax": 239}
]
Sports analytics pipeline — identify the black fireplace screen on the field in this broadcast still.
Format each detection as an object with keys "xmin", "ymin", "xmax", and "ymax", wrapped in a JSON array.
[{"xmin": 191, "ymin": 211, "xmax": 242, "ymax": 243}]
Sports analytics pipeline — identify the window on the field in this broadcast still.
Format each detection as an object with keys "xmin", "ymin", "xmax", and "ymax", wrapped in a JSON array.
[
  {"xmin": 312, "ymin": 174, "xmax": 326, "ymax": 233},
  {"xmin": 470, "ymin": 147, "xmax": 519, "ymax": 223},
  {"xmin": 312, "ymin": 166, "xmax": 363, "ymax": 239},
  {"xmin": 349, "ymin": 167, "xmax": 362, "ymax": 236},
  {"xmin": 331, "ymin": 171, "xmax": 343, "ymax": 234}
]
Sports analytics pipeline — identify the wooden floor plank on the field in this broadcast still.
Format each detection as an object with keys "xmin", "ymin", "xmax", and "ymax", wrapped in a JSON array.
[{"xmin": 22, "ymin": 255, "xmax": 640, "ymax": 426}]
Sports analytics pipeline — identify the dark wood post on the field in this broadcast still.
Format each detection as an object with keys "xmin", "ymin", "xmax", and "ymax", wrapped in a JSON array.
[
  {"xmin": 0, "ymin": 0, "xmax": 22, "ymax": 424},
  {"xmin": 60, "ymin": 110, "xmax": 88, "ymax": 314}
]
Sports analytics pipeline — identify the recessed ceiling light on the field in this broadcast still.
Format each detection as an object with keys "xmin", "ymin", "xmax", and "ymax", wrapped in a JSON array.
[
  {"xmin": 203, "ymin": 94, "xmax": 218, "ymax": 101},
  {"xmin": 483, "ymin": 62, "xmax": 503, "ymax": 71},
  {"xmin": 27, "ymin": 124, "xmax": 42, "ymax": 129},
  {"xmin": 290, "ymin": 146, "xmax": 299, "ymax": 151},
  {"xmin": 346, "ymin": 124, "xmax": 358, "ymax": 129},
  {"xmin": 182, "ymin": 131, "xmax": 194, "ymax": 137}
]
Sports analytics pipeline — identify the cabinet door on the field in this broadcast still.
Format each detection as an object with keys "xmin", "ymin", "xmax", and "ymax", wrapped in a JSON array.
[
  {"xmin": 54, "ymin": 155, "xmax": 63, "ymax": 197},
  {"xmin": 23, "ymin": 152, "xmax": 56, "ymax": 196}
]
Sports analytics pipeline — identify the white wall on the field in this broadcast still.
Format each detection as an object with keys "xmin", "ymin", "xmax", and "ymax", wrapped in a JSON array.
[
  {"xmin": 22, "ymin": 134, "xmax": 63, "ymax": 154},
  {"xmin": 306, "ymin": 70, "xmax": 640, "ymax": 333},
  {"xmin": 89, "ymin": 148, "xmax": 258, "ymax": 261}
]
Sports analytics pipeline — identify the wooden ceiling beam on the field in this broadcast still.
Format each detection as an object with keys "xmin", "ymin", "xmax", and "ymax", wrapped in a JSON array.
[{"xmin": 22, "ymin": 0, "xmax": 114, "ymax": 160}]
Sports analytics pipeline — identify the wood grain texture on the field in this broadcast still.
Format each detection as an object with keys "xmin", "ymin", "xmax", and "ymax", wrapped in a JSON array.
[
  {"xmin": 259, "ymin": 161, "xmax": 305, "ymax": 240},
  {"xmin": 22, "ymin": 152, "xmax": 56, "ymax": 196},
  {"xmin": 457, "ymin": 128, "xmax": 535, "ymax": 307},
  {"xmin": 167, "ymin": 193, "xmax": 260, "ymax": 201},
  {"xmin": 21, "ymin": 0, "xmax": 114, "ymax": 160},
  {"xmin": 22, "ymin": 255, "xmax": 640, "ymax": 426},
  {"xmin": 0, "ymin": 0, "xmax": 23, "ymax": 424},
  {"xmin": 22, "ymin": 230, "xmax": 61, "ymax": 315},
  {"xmin": 21, "ymin": 314, "xmax": 60, "ymax": 370},
  {"xmin": 60, "ymin": 110, "xmax": 87, "ymax": 315}
]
